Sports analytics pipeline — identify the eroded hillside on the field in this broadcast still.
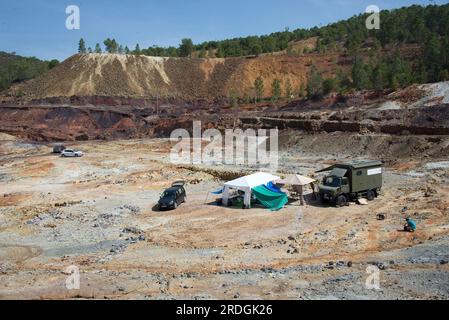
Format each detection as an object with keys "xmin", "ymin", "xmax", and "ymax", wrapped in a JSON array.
[{"xmin": 3, "ymin": 53, "xmax": 353, "ymax": 102}]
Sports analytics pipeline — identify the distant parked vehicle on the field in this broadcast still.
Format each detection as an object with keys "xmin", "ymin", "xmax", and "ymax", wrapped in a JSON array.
[
  {"xmin": 53, "ymin": 145, "xmax": 66, "ymax": 154},
  {"xmin": 61, "ymin": 149, "xmax": 84, "ymax": 157},
  {"xmin": 157, "ymin": 181, "xmax": 186, "ymax": 210}
]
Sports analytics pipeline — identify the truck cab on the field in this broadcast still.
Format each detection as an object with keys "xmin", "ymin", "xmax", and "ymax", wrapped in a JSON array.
[
  {"xmin": 317, "ymin": 160, "xmax": 383, "ymax": 207},
  {"xmin": 321, "ymin": 175, "xmax": 350, "ymax": 193}
]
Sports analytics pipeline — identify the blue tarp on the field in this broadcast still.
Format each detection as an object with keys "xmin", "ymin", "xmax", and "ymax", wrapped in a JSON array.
[
  {"xmin": 265, "ymin": 181, "xmax": 282, "ymax": 193},
  {"xmin": 211, "ymin": 188, "xmax": 224, "ymax": 195}
]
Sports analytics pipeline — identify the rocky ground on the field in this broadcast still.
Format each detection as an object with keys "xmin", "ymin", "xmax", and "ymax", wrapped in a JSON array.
[{"xmin": 0, "ymin": 133, "xmax": 448, "ymax": 300}]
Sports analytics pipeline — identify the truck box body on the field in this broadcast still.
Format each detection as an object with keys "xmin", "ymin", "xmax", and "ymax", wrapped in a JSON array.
[{"xmin": 333, "ymin": 160, "xmax": 383, "ymax": 193}]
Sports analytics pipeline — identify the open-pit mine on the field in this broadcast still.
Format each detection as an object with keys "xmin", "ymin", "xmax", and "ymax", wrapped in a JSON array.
[{"xmin": 0, "ymin": 53, "xmax": 448, "ymax": 300}]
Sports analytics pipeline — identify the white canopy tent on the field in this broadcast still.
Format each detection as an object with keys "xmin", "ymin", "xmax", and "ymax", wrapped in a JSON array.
[{"xmin": 222, "ymin": 172, "xmax": 280, "ymax": 208}]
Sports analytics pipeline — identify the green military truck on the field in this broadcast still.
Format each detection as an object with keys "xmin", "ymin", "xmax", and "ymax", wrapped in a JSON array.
[{"xmin": 317, "ymin": 160, "xmax": 383, "ymax": 207}]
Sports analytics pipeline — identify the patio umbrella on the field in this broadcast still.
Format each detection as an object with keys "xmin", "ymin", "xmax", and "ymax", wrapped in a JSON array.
[{"xmin": 277, "ymin": 174, "xmax": 316, "ymax": 186}]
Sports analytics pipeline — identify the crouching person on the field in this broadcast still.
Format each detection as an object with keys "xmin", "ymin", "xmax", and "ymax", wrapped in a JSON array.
[{"xmin": 404, "ymin": 217, "xmax": 417, "ymax": 233}]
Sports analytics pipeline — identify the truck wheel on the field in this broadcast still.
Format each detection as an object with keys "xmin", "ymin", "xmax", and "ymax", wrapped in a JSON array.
[
  {"xmin": 367, "ymin": 190, "xmax": 375, "ymax": 201},
  {"xmin": 336, "ymin": 195, "xmax": 348, "ymax": 207},
  {"xmin": 319, "ymin": 195, "xmax": 328, "ymax": 204}
]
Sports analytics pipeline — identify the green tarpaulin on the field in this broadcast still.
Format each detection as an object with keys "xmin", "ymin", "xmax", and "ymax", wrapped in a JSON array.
[{"xmin": 252, "ymin": 185, "xmax": 288, "ymax": 211}]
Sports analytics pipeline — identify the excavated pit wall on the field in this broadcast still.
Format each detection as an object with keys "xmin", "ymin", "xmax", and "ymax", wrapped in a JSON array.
[
  {"xmin": 1, "ymin": 103, "xmax": 448, "ymax": 142},
  {"xmin": 240, "ymin": 105, "xmax": 449, "ymax": 135}
]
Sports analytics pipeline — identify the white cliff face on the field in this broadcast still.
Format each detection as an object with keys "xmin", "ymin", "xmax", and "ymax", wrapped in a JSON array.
[
  {"xmin": 413, "ymin": 81, "xmax": 449, "ymax": 107},
  {"xmin": 140, "ymin": 55, "xmax": 171, "ymax": 85},
  {"xmin": 74, "ymin": 54, "xmax": 172, "ymax": 96},
  {"xmin": 424, "ymin": 81, "xmax": 449, "ymax": 104}
]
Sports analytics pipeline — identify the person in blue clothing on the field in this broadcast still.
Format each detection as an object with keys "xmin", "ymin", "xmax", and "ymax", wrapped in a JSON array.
[{"xmin": 404, "ymin": 217, "xmax": 417, "ymax": 232}]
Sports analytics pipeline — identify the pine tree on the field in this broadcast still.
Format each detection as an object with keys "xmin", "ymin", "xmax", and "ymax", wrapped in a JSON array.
[
  {"xmin": 216, "ymin": 45, "xmax": 225, "ymax": 58},
  {"xmin": 414, "ymin": 63, "xmax": 428, "ymax": 84},
  {"xmin": 298, "ymin": 83, "xmax": 305, "ymax": 98},
  {"xmin": 440, "ymin": 37, "xmax": 449, "ymax": 71},
  {"xmin": 389, "ymin": 55, "xmax": 412, "ymax": 88},
  {"xmin": 243, "ymin": 93, "xmax": 252, "ymax": 104},
  {"xmin": 48, "ymin": 59, "xmax": 60, "ymax": 69},
  {"xmin": 228, "ymin": 89, "xmax": 239, "ymax": 108},
  {"xmin": 271, "ymin": 79, "xmax": 282, "ymax": 102},
  {"xmin": 306, "ymin": 66, "xmax": 323, "ymax": 99},
  {"xmin": 389, "ymin": 75, "xmax": 399, "ymax": 90},
  {"xmin": 94, "ymin": 43, "xmax": 102, "ymax": 53},
  {"xmin": 134, "ymin": 44, "xmax": 141, "ymax": 55},
  {"xmin": 322, "ymin": 78, "xmax": 337, "ymax": 95},
  {"xmin": 424, "ymin": 34, "xmax": 441, "ymax": 82},
  {"xmin": 179, "ymin": 38, "xmax": 194, "ymax": 57},
  {"xmin": 199, "ymin": 47, "xmax": 207, "ymax": 58},
  {"xmin": 254, "ymin": 76, "xmax": 264, "ymax": 102},
  {"xmin": 372, "ymin": 62, "xmax": 388, "ymax": 90},
  {"xmin": 316, "ymin": 38, "xmax": 324, "ymax": 53},
  {"xmin": 104, "ymin": 38, "xmax": 118, "ymax": 53},
  {"xmin": 78, "ymin": 38, "xmax": 86, "ymax": 53},
  {"xmin": 439, "ymin": 69, "xmax": 449, "ymax": 81},
  {"xmin": 336, "ymin": 69, "xmax": 350, "ymax": 93},
  {"xmin": 352, "ymin": 57, "xmax": 370, "ymax": 90},
  {"xmin": 251, "ymin": 44, "xmax": 263, "ymax": 56},
  {"xmin": 285, "ymin": 79, "xmax": 293, "ymax": 102}
]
